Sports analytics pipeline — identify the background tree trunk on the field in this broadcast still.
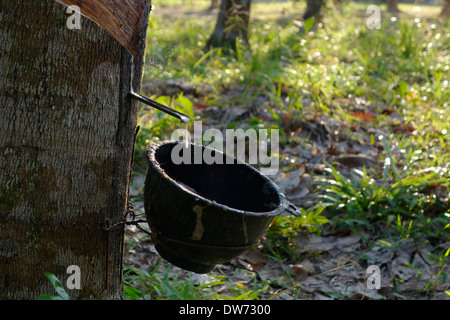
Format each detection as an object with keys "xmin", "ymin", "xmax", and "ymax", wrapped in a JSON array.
[
  {"xmin": 0, "ymin": 0, "xmax": 151, "ymax": 299},
  {"xmin": 441, "ymin": 0, "xmax": 450, "ymax": 17},
  {"xmin": 303, "ymin": 0, "xmax": 325, "ymax": 20},
  {"xmin": 209, "ymin": 0, "xmax": 220, "ymax": 10},
  {"xmin": 387, "ymin": 0, "xmax": 400, "ymax": 13},
  {"xmin": 206, "ymin": 0, "xmax": 252, "ymax": 50}
]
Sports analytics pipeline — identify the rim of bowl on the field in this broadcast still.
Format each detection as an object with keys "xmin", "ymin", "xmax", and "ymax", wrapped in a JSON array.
[{"xmin": 147, "ymin": 140, "xmax": 288, "ymax": 218}]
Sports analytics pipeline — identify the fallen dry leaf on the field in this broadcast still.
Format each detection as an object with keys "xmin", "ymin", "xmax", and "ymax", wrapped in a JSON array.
[
  {"xmin": 241, "ymin": 250, "xmax": 269, "ymax": 271},
  {"xmin": 290, "ymin": 265, "xmax": 308, "ymax": 282},
  {"xmin": 331, "ymin": 154, "xmax": 379, "ymax": 168},
  {"xmin": 351, "ymin": 111, "xmax": 375, "ymax": 121}
]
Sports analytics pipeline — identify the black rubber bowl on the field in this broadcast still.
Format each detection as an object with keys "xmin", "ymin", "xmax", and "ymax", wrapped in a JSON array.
[{"xmin": 144, "ymin": 141, "xmax": 295, "ymax": 273}]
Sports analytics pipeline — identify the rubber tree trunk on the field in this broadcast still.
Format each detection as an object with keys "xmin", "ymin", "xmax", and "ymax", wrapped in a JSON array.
[
  {"xmin": 441, "ymin": 0, "xmax": 450, "ymax": 17},
  {"xmin": 209, "ymin": 0, "xmax": 220, "ymax": 10},
  {"xmin": 206, "ymin": 0, "xmax": 252, "ymax": 50},
  {"xmin": 0, "ymin": 0, "xmax": 151, "ymax": 299},
  {"xmin": 387, "ymin": 0, "xmax": 400, "ymax": 14},
  {"xmin": 303, "ymin": 0, "xmax": 325, "ymax": 20}
]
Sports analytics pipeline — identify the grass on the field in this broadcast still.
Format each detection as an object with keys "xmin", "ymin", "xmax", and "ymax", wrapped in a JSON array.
[
  {"xmin": 128, "ymin": 0, "xmax": 449, "ymax": 299},
  {"xmin": 123, "ymin": 263, "xmax": 283, "ymax": 300},
  {"xmin": 123, "ymin": 264, "xmax": 221, "ymax": 300},
  {"xmin": 317, "ymin": 145, "xmax": 449, "ymax": 240}
]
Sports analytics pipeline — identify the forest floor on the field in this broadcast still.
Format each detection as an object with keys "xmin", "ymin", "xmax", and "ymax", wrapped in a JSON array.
[
  {"xmin": 124, "ymin": 83, "xmax": 449, "ymax": 300},
  {"xmin": 123, "ymin": 2, "xmax": 449, "ymax": 300}
]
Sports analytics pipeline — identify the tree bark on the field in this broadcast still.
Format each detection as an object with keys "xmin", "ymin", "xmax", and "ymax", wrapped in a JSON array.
[
  {"xmin": 209, "ymin": 0, "xmax": 220, "ymax": 10},
  {"xmin": 387, "ymin": 0, "xmax": 400, "ymax": 14},
  {"xmin": 206, "ymin": 0, "xmax": 252, "ymax": 50},
  {"xmin": 303, "ymin": 0, "xmax": 325, "ymax": 21},
  {"xmin": 441, "ymin": 0, "xmax": 450, "ymax": 17},
  {"xmin": 53, "ymin": 0, "xmax": 149, "ymax": 59},
  {"xmin": 0, "ymin": 0, "xmax": 151, "ymax": 299}
]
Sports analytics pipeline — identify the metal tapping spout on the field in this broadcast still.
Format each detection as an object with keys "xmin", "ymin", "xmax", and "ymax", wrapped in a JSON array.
[
  {"xmin": 129, "ymin": 91, "xmax": 190, "ymax": 123},
  {"xmin": 128, "ymin": 53, "xmax": 190, "ymax": 123}
]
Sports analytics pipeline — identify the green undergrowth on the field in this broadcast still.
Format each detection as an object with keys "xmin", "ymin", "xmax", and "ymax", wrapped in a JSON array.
[{"xmin": 127, "ymin": 1, "xmax": 449, "ymax": 300}]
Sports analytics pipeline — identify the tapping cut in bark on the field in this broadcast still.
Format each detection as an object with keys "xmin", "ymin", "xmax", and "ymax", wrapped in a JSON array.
[
  {"xmin": 56, "ymin": 0, "xmax": 149, "ymax": 59},
  {"xmin": 57, "ymin": 0, "xmax": 190, "ymax": 122}
]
